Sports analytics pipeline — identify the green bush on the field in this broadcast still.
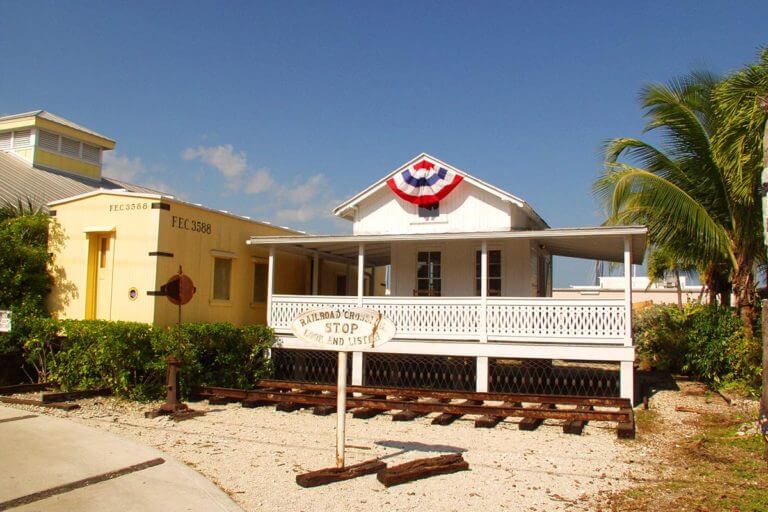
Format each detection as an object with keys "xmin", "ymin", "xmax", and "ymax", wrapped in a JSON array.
[
  {"xmin": 18, "ymin": 316, "xmax": 274, "ymax": 400},
  {"xmin": 0, "ymin": 213, "xmax": 53, "ymax": 312},
  {"xmin": 633, "ymin": 303, "xmax": 761, "ymax": 392}
]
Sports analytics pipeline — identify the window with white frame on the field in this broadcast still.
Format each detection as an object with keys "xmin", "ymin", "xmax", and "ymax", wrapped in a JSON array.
[
  {"xmin": 252, "ymin": 261, "xmax": 268, "ymax": 303},
  {"xmin": 416, "ymin": 251, "xmax": 441, "ymax": 296},
  {"xmin": 213, "ymin": 257, "xmax": 233, "ymax": 301},
  {"xmin": 475, "ymin": 249, "xmax": 502, "ymax": 296},
  {"xmin": 0, "ymin": 132, "xmax": 10, "ymax": 151},
  {"xmin": 38, "ymin": 130, "xmax": 59, "ymax": 152}
]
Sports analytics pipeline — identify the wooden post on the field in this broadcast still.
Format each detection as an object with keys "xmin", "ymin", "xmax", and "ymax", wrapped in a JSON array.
[
  {"xmin": 336, "ymin": 352, "xmax": 347, "ymax": 468},
  {"xmin": 312, "ymin": 252, "xmax": 320, "ymax": 295},
  {"xmin": 761, "ymin": 108, "xmax": 768, "ymax": 460},
  {"xmin": 266, "ymin": 247, "xmax": 275, "ymax": 327}
]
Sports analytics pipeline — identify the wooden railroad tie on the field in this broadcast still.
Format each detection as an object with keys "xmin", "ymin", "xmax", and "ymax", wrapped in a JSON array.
[
  {"xmin": 41, "ymin": 388, "xmax": 111, "ymax": 403},
  {"xmin": 475, "ymin": 401, "xmax": 519, "ymax": 428},
  {"xmin": 616, "ymin": 408, "xmax": 636, "ymax": 439},
  {"xmin": 351, "ymin": 395, "xmax": 387, "ymax": 419},
  {"xmin": 377, "ymin": 453, "xmax": 469, "ymax": 487},
  {"xmin": 207, "ymin": 395, "xmax": 237, "ymax": 406},
  {"xmin": 519, "ymin": 403, "xmax": 556, "ymax": 431},
  {"xmin": 392, "ymin": 398, "xmax": 447, "ymax": 422},
  {"xmin": 433, "ymin": 399, "xmax": 483, "ymax": 425},
  {"xmin": 276, "ymin": 390, "xmax": 317, "ymax": 413},
  {"xmin": 0, "ymin": 396, "xmax": 79, "ymax": 411},
  {"xmin": 562, "ymin": 405, "xmax": 593, "ymax": 435},
  {"xmin": 296, "ymin": 458, "xmax": 386, "ymax": 488}
]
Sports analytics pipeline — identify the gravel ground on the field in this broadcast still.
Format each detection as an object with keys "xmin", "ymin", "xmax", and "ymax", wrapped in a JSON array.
[{"xmin": 1, "ymin": 394, "xmax": 651, "ymax": 512}]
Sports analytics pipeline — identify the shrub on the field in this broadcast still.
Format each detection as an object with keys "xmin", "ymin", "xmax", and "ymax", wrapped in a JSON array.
[
  {"xmin": 633, "ymin": 303, "xmax": 761, "ymax": 392},
  {"xmin": 18, "ymin": 316, "xmax": 274, "ymax": 400}
]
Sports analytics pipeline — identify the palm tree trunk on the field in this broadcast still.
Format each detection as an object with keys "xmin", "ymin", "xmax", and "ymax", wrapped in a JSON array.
[
  {"xmin": 674, "ymin": 269, "xmax": 683, "ymax": 309},
  {"xmin": 733, "ymin": 251, "xmax": 757, "ymax": 337}
]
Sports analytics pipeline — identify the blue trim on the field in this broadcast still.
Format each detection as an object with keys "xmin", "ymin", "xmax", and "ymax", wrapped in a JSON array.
[{"xmin": 400, "ymin": 167, "xmax": 449, "ymax": 187}]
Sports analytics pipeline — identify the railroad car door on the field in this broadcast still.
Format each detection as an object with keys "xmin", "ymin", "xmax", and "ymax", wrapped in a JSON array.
[{"xmin": 85, "ymin": 234, "xmax": 114, "ymax": 320}]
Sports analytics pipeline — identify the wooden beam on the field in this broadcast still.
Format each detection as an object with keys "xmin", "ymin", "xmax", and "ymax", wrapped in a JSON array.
[
  {"xmin": 296, "ymin": 458, "xmax": 386, "ymax": 488},
  {"xmin": 377, "ymin": 454, "xmax": 469, "ymax": 487},
  {"xmin": 432, "ymin": 400, "xmax": 482, "ymax": 425}
]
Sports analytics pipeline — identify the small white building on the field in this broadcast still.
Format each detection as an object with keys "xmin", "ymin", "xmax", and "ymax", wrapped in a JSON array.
[
  {"xmin": 554, "ymin": 276, "xmax": 704, "ymax": 305},
  {"xmin": 248, "ymin": 154, "xmax": 647, "ymax": 401}
]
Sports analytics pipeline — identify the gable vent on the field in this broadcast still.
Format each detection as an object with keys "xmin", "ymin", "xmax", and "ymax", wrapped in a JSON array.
[
  {"xmin": 61, "ymin": 136, "xmax": 81, "ymax": 158},
  {"xmin": 39, "ymin": 130, "xmax": 59, "ymax": 152},
  {"xmin": 12, "ymin": 130, "xmax": 31, "ymax": 147},
  {"xmin": 82, "ymin": 143, "xmax": 100, "ymax": 163}
]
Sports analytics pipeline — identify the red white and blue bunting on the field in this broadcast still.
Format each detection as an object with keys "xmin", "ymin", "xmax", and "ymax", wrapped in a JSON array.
[{"xmin": 386, "ymin": 159, "xmax": 463, "ymax": 206}]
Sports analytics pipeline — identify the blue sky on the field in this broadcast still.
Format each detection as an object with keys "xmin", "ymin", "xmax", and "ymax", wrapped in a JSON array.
[{"xmin": 2, "ymin": 1, "xmax": 766, "ymax": 286}]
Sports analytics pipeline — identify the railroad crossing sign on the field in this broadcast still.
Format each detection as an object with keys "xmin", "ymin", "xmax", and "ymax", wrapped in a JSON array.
[
  {"xmin": 291, "ymin": 307, "xmax": 394, "ymax": 468},
  {"xmin": 161, "ymin": 267, "xmax": 196, "ymax": 324}
]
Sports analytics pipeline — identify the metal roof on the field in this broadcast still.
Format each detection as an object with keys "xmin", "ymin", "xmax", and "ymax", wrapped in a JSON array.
[
  {"xmin": 247, "ymin": 225, "xmax": 648, "ymax": 265},
  {"xmin": 0, "ymin": 110, "xmax": 115, "ymax": 144},
  {"xmin": 0, "ymin": 151, "xmax": 163, "ymax": 211}
]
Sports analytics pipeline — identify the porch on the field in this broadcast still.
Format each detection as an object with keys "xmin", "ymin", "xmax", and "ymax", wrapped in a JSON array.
[{"xmin": 247, "ymin": 226, "xmax": 647, "ymax": 401}]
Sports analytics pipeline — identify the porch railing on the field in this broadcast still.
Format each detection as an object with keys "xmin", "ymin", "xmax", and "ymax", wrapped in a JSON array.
[{"xmin": 269, "ymin": 295, "xmax": 628, "ymax": 344}]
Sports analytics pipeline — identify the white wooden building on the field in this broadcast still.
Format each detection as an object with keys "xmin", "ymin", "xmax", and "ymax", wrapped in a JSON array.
[{"xmin": 248, "ymin": 154, "xmax": 647, "ymax": 401}]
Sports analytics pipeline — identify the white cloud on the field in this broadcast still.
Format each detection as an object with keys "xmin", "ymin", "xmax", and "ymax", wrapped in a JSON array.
[
  {"xmin": 281, "ymin": 174, "xmax": 326, "ymax": 203},
  {"xmin": 245, "ymin": 168, "xmax": 275, "ymax": 194},
  {"xmin": 102, "ymin": 152, "xmax": 145, "ymax": 182},
  {"xmin": 181, "ymin": 144, "xmax": 247, "ymax": 178}
]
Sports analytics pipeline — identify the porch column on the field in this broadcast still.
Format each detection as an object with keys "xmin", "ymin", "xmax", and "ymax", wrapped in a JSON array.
[
  {"xmin": 357, "ymin": 244, "xmax": 365, "ymax": 306},
  {"xmin": 477, "ymin": 240, "xmax": 489, "ymax": 392},
  {"xmin": 621, "ymin": 235, "xmax": 635, "ymax": 402},
  {"xmin": 266, "ymin": 246, "xmax": 275, "ymax": 327},
  {"xmin": 312, "ymin": 252, "xmax": 320, "ymax": 295},
  {"xmin": 623, "ymin": 236, "xmax": 633, "ymax": 346}
]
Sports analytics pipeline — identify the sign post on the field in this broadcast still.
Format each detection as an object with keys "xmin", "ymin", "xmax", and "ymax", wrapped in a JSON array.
[
  {"xmin": 336, "ymin": 352, "xmax": 347, "ymax": 468},
  {"xmin": 291, "ymin": 307, "xmax": 395, "ymax": 470}
]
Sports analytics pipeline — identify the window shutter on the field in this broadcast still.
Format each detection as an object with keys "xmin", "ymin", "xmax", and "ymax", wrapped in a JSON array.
[
  {"xmin": 12, "ymin": 130, "xmax": 31, "ymax": 147},
  {"xmin": 82, "ymin": 144, "xmax": 100, "ymax": 163},
  {"xmin": 61, "ymin": 137, "xmax": 81, "ymax": 158},
  {"xmin": 39, "ymin": 130, "xmax": 59, "ymax": 152},
  {"xmin": 0, "ymin": 132, "xmax": 10, "ymax": 151}
]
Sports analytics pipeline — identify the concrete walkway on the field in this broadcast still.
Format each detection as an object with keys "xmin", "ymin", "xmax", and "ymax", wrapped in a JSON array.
[{"xmin": 0, "ymin": 405, "xmax": 243, "ymax": 512}]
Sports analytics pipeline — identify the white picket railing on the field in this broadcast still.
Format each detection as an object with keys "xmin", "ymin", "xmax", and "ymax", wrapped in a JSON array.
[{"xmin": 269, "ymin": 295, "xmax": 627, "ymax": 344}]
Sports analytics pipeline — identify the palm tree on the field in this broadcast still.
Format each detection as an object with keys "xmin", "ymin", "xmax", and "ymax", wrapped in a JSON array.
[
  {"xmin": 594, "ymin": 71, "xmax": 763, "ymax": 334},
  {"xmin": 645, "ymin": 246, "xmax": 697, "ymax": 309}
]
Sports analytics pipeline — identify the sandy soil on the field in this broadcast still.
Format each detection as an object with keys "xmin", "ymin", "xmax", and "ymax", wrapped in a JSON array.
[{"xmin": 2, "ymin": 394, "xmax": 653, "ymax": 512}]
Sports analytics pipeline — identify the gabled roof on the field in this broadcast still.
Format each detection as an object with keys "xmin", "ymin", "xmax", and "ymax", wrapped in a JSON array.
[
  {"xmin": 332, "ymin": 153, "xmax": 548, "ymax": 228},
  {"xmin": 48, "ymin": 189, "xmax": 303, "ymax": 234},
  {"xmin": 0, "ymin": 110, "xmax": 115, "ymax": 147}
]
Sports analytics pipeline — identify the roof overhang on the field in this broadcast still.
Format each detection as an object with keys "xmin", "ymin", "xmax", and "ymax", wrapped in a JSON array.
[
  {"xmin": 247, "ymin": 225, "xmax": 648, "ymax": 266},
  {"xmin": 332, "ymin": 153, "xmax": 549, "ymax": 229}
]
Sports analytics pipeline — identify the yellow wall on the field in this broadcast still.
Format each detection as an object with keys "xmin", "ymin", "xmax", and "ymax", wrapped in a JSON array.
[
  {"xmin": 49, "ymin": 192, "xmax": 308, "ymax": 327},
  {"xmin": 34, "ymin": 149, "xmax": 101, "ymax": 180},
  {"xmin": 48, "ymin": 193, "xmax": 161, "ymax": 323},
  {"xmin": 152, "ymin": 201, "xmax": 307, "ymax": 327}
]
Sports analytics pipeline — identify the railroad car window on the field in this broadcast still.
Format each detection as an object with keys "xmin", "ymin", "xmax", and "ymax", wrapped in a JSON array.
[
  {"xmin": 252, "ymin": 262, "xmax": 268, "ymax": 303},
  {"xmin": 213, "ymin": 257, "xmax": 232, "ymax": 301}
]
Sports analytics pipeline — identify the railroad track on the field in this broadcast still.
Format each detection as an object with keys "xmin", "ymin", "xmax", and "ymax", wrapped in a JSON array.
[{"xmin": 191, "ymin": 380, "xmax": 635, "ymax": 438}]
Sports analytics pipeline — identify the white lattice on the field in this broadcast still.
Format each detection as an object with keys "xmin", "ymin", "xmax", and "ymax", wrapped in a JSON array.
[
  {"xmin": 270, "ymin": 295, "xmax": 626, "ymax": 343},
  {"xmin": 270, "ymin": 296, "xmax": 357, "ymax": 331},
  {"xmin": 486, "ymin": 298, "xmax": 625, "ymax": 339}
]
